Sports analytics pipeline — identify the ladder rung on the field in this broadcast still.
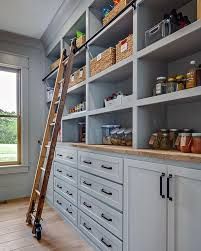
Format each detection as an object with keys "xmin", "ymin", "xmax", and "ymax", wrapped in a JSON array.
[
  {"xmin": 62, "ymin": 57, "xmax": 68, "ymax": 66},
  {"xmin": 59, "ymin": 78, "xmax": 64, "ymax": 84},
  {"xmin": 50, "ymin": 122, "xmax": 55, "ymax": 127},
  {"xmin": 55, "ymin": 100, "xmax": 60, "ymax": 105},
  {"xmin": 41, "ymin": 167, "xmax": 45, "ymax": 172},
  {"xmin": 35, "ymin": 189, "xmax": 41, "ymax": 197}
]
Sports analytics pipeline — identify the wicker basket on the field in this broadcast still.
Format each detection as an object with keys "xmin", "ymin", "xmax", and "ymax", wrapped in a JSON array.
[
  {"xmin": 116, "ymin": 34, "xmax": 133, "ymax": 63},
  {"xmin": 50, "ymin": 58, "xmax": 60, "ymax": 71},
  {"xmin": 90, "ymin": 48, "xmax": 116, "ymax": 76},
  {"xmin": 103, "ymin": 0, "xmax": 131, "ymax": 26},
  {"xmin": 76, "ymin": 35, "xmax": 86, "ymax": 48},
  {"xmin": 69, "ymin": 65, "xmax": 86, "ymax": 87}
]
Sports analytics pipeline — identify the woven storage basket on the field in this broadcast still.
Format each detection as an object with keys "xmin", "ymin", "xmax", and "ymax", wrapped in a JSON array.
[
  {"xmin": 116, "ymin": 34, "xmax": 133, "ymax": 63},
  {"xmin": 90, "ymin": 48, "xmax": 116, "ymax": 76},
  {"xmin": 69, "ymin": 65, "xmax": 86, "ymax": 87},
  {"xmin": 103, "ymin": 0, "xmax": 130, "ymax": 26},
  {"xmin": 50, "ymin": 58, "xmax": 60, "ymax": 71},
  {"xmin": 76, "ymin": 35, "xmax": 86, "ymax": 48}
]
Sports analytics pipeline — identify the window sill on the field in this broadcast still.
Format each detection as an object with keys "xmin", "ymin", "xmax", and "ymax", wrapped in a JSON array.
[{"xmin": 0, "ymin": 165, "xmax": 29, "ymax": 175}]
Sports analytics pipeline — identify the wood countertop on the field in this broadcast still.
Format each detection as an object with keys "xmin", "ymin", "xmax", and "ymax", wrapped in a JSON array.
[{"xmin": 71, "ymin": 143, "xmax": 201, "ymax": 164}]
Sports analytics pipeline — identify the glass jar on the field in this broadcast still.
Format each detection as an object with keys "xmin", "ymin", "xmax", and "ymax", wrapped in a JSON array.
[
  {"xmin": 149, "ymin": 133, "xmax": 160, "ymax": 149},
  {"xmin": 180, "ymin": 133, "xmax": 192, "ymax": 153},
  {"xmin": 176, "ymin": 75, "xmax": 186, "ymax": 91},
  {"xmin": 155, "ymin": 77, "xmax": 167, "ymax": 95},
  {"xmin": 183, "ymin": 128, "xmax": 193, "ymax": 133},
  {"xmin": 124, "ymin": 128, "xmax": 132, "ymax": 146},
  {"xmin": 110, "ymin": 128, "xmax": 119, "ymax": 145},
  {"xmin": 191, "ymin": 133, "xmax": 201, "ymax": 154},
  {"xmin": 186, "ymin": 60, "xmax": 197, "ymax": 89},
  {"xmin": 169, "ymin": 129, "xmax": 179, "ymax": 149},
  {"xmin": 175, "ymin": 133, "xmax": 182, "ymax": 151},
  {"xmin": 116, "ymin": 128, "xmax": 126, "ymax": 145},
  {"xmin": 78, "ymin": 122, "xmax": 86, "ymax": 143},
  {"xmin": 101, "ymin": 125, "xmax": 120, "ymax": 145},
  {"xmin": 160, "ymin": 133, "xmax": 171, "ymax": 150},
  {"xmin": 167, "ymin": 77, "xmax": 177, "ymax": 93}
]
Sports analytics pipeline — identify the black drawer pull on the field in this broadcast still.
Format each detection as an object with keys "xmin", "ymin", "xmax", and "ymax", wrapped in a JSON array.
[
  {"xmin": 57, "ymin": 154, "xmax": 63, "ymax": 157},
  {"xmin": 56, "ymin": 200, "xmax": 62, "ymax": 205},
  {"xmin": 66, "ymin": 190, "xmax": 73, "ymax": 196},
  {"xmin": 66, "ymin": 208, "xmax": 72, "ymax": 214},
  {"xmin": 57, "ymin": 184, "xmax": 62, "ymax": 189},
  {"xmin": 57, "ymin": 169, "xmax": 62, "ymax": 173},
  {"xmin": 101, "ymin": 213, "xmax": 112, "ymax": 222},
  {"xmin": 167, "ymin": 174, "xmax": 173, "ymax": 201},
  {"xmin": 66, "ymin": 156, "xmax": 73, "ymax": 160},
  {"xmin": 101, "ymin": 164, "xmax": 112, "ymax": 170},
  {"xmin": 83, "ymin": 201, "xmax": 92, "ymax": 208},
  {"xmin": 66, "ymin": 173, "xmax": 73, "ymax": 178},
  {"xmin": 160, "ymin": 173, "xmax": 165, "ymax": 199},
  {"xmin": 83, "ymin": 181, "xmax": 92, "ymax": 187},
  {"xmin": 83, "ymin": 160, "xmax": 92, "ymax": 165},
  {"xmin": 101, "ymin": 188, "xmax": 112, "ymax": 196},
  {"xmin": 101, "ymin": 238, "xmax": 112, "ymax": 248},
  {"xmin": 83, "ymin": 222, "xmax": 91, "ymax": 231}
]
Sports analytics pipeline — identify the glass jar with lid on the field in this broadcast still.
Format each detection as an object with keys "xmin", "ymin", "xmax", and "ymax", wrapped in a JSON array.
[
  {"xmin": 149, "ymin": 133, "xmax": 160, "ymax": 149},
  {"xmin": 191, "ymin": 133, "xmax": 201, "ymax": 154},
  {"xmin": 124, "ymin": 128, "xmax": 132, "ymax": 146},
  {"xmin": 175, "ymin": 133, "xmax": 182, "ymax": 151},
  {"xmin": 169, "ymin": 129, "xmax": 179, "ymax": 149},
  {"xmin": 180, "ymin": 133, "xmax": 192, "ymax": 153},
  {"xmin": 160, "ymin": 133, "xmax": 171, "ymax": 150},
  {"xmin": 110, "ymin": 128, "xmax": 119, "ymax": 145},
  {"xmin": 101, "ymin": 125, "xmax": 120, "ymax": 145},
  {"xmin": 167, "ymin": 77, "xmax": 177, "ymax": 93},
  {"xmin": 116, "ymin": 128, "xmax": 126, "ymax": 145},
  {"xmin": 155, "ymin": 77, "xmax": 167, "ymax": 95},
  {"xmin": 176, "ymin": 75, "xmax": 186, "ymax": 91}
]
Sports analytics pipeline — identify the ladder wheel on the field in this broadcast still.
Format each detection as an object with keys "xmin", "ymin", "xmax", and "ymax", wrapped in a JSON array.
[{"xmin": 35, "ymin": 228, "xmax": 41, "ymax": 240}]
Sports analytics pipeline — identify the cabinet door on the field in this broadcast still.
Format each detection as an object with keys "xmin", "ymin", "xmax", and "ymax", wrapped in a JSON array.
[
  {"xmin": 124, "ymin": 159, "xmax": 167, "ymax": 251},
  {"xmin": 168, "ymin": 166, "xmax": 201, "ymax": 251}
]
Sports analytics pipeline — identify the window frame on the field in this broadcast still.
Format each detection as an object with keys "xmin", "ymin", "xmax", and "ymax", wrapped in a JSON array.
[{"xmin": 0, "ymin": 66, "xmax": 21, "ymax": 166}]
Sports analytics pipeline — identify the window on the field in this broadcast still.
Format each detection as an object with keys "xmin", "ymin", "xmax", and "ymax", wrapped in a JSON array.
[{"xmin": 0, "ymin": 67, "xmax": 21, "ymax": 165}]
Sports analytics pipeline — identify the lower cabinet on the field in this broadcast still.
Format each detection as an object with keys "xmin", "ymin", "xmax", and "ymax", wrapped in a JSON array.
[{"xmin": 124, "ymin": 159, "xmax": 201, "ymax": 251}]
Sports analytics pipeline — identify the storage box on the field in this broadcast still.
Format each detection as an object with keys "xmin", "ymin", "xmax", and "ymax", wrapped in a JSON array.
[
  {"xmin": 50, "ymin": 58, "xmax": 60, "ymax": 71},
  {"xmin": 76, "ymin": 35, "xmax": 86, "ymax": 48},
  {"xmin": 46, "ymin": 89, "xmax": 54, "ymax": 102},
  {"xmin": 103, "ymin": 0, "xmax": 131, "ymax": 26},
  {"xmin": 116, "ymin": 34, "xmax": 133, "ymax": 63},
  {"xmin": 69, "ymin": 65, "xmax": 86, "ymax": 88},
  {"xmin": 104, "ymin": 95, "xmax": 122, "ymax": 107},
  {"xmin": 90, "ymin": 47, "xmax": 116, "ymax": 76}
]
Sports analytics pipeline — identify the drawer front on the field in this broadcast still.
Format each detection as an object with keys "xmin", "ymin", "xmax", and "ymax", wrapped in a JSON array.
[
  {"xmin": 55, "ymin": 148, "xmax": 77, "ymax": 168},
  {"xmin": 78, "ymin": 151, "xmax": 123, "ymax": 183},
  {"xmin": 78, "ymin": 210, "xmax": 122, "ymax": 251},
  {"xmin": 78, "ymin": 171, "xmax": 123, "ymax": 211},
  {"xmin": 78, "ymin": 190, "xmax": 123, "ymax": 239},
  {"xmin": 54, "ymin": 177, "xmax": 77, "ymax": 206},
  {"xmin": 54, "ymin": 162, "xmax": 77, "ymax": 187},
  {"xmin": 54, "ymin": 192, "xmax": 77, "ymax": 226}
]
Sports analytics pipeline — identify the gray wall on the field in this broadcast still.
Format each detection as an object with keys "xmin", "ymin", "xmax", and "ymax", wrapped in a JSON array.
[{"xmin": 0, "ymin": 31, "xmax": 46, "ymax": 201}]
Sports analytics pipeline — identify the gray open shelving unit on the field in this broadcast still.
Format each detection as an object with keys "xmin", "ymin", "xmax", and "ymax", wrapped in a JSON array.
[{"xmin": 43, "ymin": 0, "xmax": 201, "ymax": 152}]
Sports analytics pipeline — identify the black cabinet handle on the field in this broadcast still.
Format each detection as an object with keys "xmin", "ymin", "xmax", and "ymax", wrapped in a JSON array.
[
  {"xmin": 66, "ymin": 173, "xmax": 73, "ymax": 178},
  {"xmin": 57, "ymin": 154, "xmax": 63, "ymax": 157},
  {"xmin": 101, "ymin": 188, "xmax": 112, "ymax": 196},
  {"xmin": 83, "ymin": 222, "xmax": 91, "ymax": 231},
  {"xmin": 160, "ymin": 173, "xmax": 165, "ymax": 199},
  {"xmin": 167, "ymin": 174, "xmax": 173, "ymax": 201},
  {"xmin": 66, "ymin": 156, "xmax": 73, "ymax": 160},
  {"xmin": 101, "ymin": 213, "xmax": 112, "ymax": 222},
  {"xmin": 101, "ymin": 164, "xmax": 112, "ymax": 170},
  {"xmin": 101, "ymin": 238, "xmax": 112, "ymax": 248},
  {"xmin": 83, "ymin": 160, "xmax": 92, "ymax": 165},
  {"xmin": 57, "ymin": 184, "xmax": 62, "ymax": 189},
  {"xmin": 56, "ymin": 200, "xmax": 62, "ymax": 205},
  {"xmin": 83, "ymin": 181, "xmax": 92, "ymax": 187},
  {"xmin": 57, "ymin": 169, "xmax": 62, "ymax": 173},
  {"xmin": 66, "ymin": 208, "xmax": 72, "ymax": 214},
  {"xmin": 66, "ymin": 190, "xmax": 73, "ymax": 196},
  {"xmin": 83, "ymin": 201, "xmax": 92, "ymax": 208}
]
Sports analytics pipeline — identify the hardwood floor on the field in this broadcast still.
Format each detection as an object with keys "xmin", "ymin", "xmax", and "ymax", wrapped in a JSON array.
[{"xmin": 0, "ymin": 198, "xmax": 94, "ymax": 251}]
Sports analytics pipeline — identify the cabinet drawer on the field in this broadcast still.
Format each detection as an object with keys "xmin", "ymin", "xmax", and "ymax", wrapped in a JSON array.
[
  {"xmin": 78, "ymin": 190, "xmax": 122, "ymax": 239},
  {"xmin": 54, "ymin": 192, "xmax": 77, "ymax": 226},
  {"xmin": 55, "ymin": 148, "xmax": 77, "ymax": 168},
  {"xmin": 54, "ymin": 162, "xmax": 77, "ymax": 187},
  {"xmin": 78, "ymin": 152, "xmax": 123, "ymax": 183},
  {"xmin": 78, "ymin": 210, "xmax": 122, "ymax": 251},
  {"xmin": 78, "ymin": 171, "xmax": 123, "ymax": 211},
  {"xmin": 54, "ymin": 177, "xmax": 77, "ymax": 206}
]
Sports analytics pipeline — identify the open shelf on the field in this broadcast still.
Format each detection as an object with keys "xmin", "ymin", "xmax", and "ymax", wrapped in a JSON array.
[
  {"xmin": 62, "ymin": 111, "xmax": 86, "ymax": 121},
  {"xmin": 67, "ymin": 81, "xmax": 86, "ymax": 95}
]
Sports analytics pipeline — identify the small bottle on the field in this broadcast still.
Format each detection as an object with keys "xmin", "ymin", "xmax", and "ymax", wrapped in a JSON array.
[{"xmin": 186, "ymin": 61, "xmax": 197, "ymax": 89}]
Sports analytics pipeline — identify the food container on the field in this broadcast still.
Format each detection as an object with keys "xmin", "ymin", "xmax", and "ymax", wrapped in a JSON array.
[
  {"xmin": 160, "ymin": 133, "xmax": 171, "ymax": 150},
  {"xmin": 175, "ymin": 133, "xmax": 182, "ymax": 151},
  {"xmin": 116, "ymin": 34, "xmax": 133, "ymax": 63},
  {"xmin": 124, "ymin": 128, "xmax": 132, "ymax": 146},
  {"xmin": 176, "ymin": 75, "xmax": 186, "ymax": 91},
  {"xmin": 155, "ymin": 77, "xmax": 167, "ymax": 95},
  {"xmin": 191, "ymin": 133, "xmax": 201, "ymax": 154},
  {"xmin": 110, "ymin": 128, "xmax": 120, "ymax": 145},
  {"xmin": 186, "ymin": 61, "xmax": 197, "ymax": 89},
  {"xmin": 145, "ymin": 19, "xmax": 171, "ymax": 47},
  {"xmin": 90, "ymin": 47, "xmax": 116, "ymax": 76},
  {"xmin": 116, "ymin": 128, "xmax": 126, "ymax": 145},
  {"xmin": 104, "ymin": 95, "xmax": 122, "ymax": 107},
  {"xmin": 169, "ymin": 129, "xmax": 179, "ymax": 149},
  {"xmin": 167, "ymin": 77, "xmax": 177, "ymax": 93},
  {"xmin": 149, "ymin": 133, "xmax": 160, "ymax": 149},
  {"xmin": 102, "ymin": 0, "xmax": 130, "ymax": 26},
  {"xmin": 78, "ymin": 122, "xmax": 86, "ymax": 143},
  {"xmin": 180, "ymin": 133, "xmax": 192, "ymax": 153},
  {"xmin": 101, "ymin": 125, "xmax": 120, "ymax": 145},
  {"xmin": 46, "ymin": 89, "xmax": 54, "ymax": 102}
]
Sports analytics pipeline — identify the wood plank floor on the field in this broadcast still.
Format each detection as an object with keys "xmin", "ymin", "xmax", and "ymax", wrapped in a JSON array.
[{"xmin": 0, "ymin": 198, "xmax": 94, "ymax": 251}]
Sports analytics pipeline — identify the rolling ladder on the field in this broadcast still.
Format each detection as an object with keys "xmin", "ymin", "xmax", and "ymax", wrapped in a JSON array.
[{"xmin": 26, "ymin": 40, "xmax": 77, "ymax": 240}]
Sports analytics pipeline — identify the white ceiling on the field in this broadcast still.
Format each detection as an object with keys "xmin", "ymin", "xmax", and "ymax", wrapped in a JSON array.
[{"xmin": 0, "ymin": 0, "xmax": 65, "ymax": 39}]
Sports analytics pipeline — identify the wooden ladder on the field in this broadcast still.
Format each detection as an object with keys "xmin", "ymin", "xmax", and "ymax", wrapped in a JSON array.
[{"xmin": 26, "ymin": 40, "xmax": 76, "ymax": 240}]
